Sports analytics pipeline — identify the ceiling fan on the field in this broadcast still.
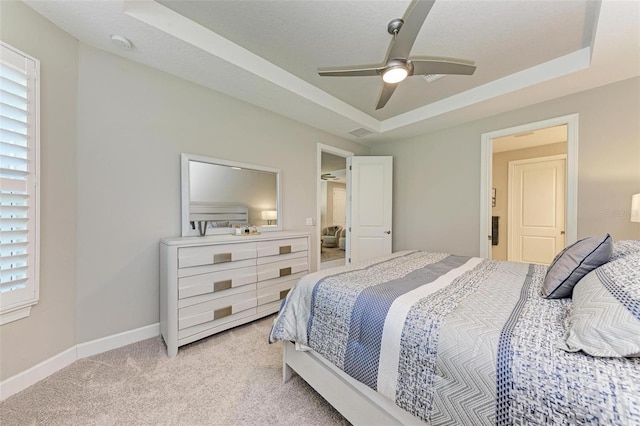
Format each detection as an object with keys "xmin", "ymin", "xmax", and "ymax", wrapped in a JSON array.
[
  {"xmin": 317, "ymin": 0, "xmax": 476, "ymax": 110},
  {"xmin": 321, "ymin": 173, "xmax": 339, "ymax": 181}
]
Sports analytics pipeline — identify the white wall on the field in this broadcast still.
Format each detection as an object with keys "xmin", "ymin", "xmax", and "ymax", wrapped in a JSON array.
[
  {"xmin": 1, "ymin": 1, "xmax": 368, "ymax": 381},
  {"xmin": 372, "ymin": 77, "xmax": 640, "ymax": 255},
  {"xmin": 74, "ymin": 44, "xmax": 368, "ymax": 344},
  {"xmin": 0, "ymin": 1, "xmax": 78, "ymax": 381}
]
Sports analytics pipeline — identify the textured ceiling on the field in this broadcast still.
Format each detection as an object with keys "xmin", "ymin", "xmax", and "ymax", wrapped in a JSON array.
[
  {"xmin": 22, "ymin": 0, "xmax": 640, "ymax": 146},
  {"xmin": 159, "ymin": 0, "xmax": 588, "ymax": 118}
]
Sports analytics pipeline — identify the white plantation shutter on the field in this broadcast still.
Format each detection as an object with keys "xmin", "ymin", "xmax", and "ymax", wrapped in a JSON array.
[{"xmin": 0, "ymin": 42, "xmax": 40, "ymax": 324}]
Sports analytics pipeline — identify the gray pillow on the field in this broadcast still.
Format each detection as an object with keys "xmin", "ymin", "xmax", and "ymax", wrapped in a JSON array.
[
  {"xmin": 610, "ymin": 240, "xmax": 640, "ymax": 261},
  {"xmin": 557, "ymin": 252, "xmax": 640, "ymax": 357},
  {"xmin": 542, "ymin": 234, "xmax": 612, "ymax": 299}
]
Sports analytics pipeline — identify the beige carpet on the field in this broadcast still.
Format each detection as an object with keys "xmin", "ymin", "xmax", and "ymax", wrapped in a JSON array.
[
  {"xmin": 321, "ymin": 246, "xmax": 345, "ymax": 262},
  {"xmin": 0, "ymin": 316, "xmax": 350, "ymax": 425}
]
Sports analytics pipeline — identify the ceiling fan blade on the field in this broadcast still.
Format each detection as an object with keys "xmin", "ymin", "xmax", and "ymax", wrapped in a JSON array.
[
  {"xmin": 318, "ymin": 65, "xmax": 382, "ymax": 77},
  {"xmin": 376, "ymin": 82, "xmax": 399, "ymax": 110},
  {"xmin": 387, "ymin": 0, "xmax": 436, "ymax": 60},
  {"xmin": 411, "ymin": 58, "xmax": 477, "ymax": 76}
]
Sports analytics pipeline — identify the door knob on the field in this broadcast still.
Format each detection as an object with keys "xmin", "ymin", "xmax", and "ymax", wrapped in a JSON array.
[
  {"xmin": 560, "ymin": 231, "xmax": 565, "ymax": 235},
  {"xmin": 385, "ymin": 230, "xmax": 391, "ymax": 234}
]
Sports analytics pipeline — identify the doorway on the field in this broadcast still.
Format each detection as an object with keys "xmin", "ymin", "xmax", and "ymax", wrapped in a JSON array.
[
  {"xmin": 317, "ymin": 144, "xmax": 353, "ymax": 270},
  {"xmin": 480, "ymin": 114, "xmax": 578, "ymax": 260}
]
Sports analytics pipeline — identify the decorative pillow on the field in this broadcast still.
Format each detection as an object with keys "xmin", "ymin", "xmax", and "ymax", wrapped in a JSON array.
[
  {"xmin": 541, "ymin": 234, "xmax": 612, "ymax": 299},
  {"xmin": 610, "ymin": 240, "xmax": 640, "ymax": 261},
  {"xmin": 557, "ymin": 252, "xmax": 640, "ymax": 357}
]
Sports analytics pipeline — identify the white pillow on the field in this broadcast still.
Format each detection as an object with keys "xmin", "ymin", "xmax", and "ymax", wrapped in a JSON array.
[{"xmin": 557, "ymin": 252, "xmax": 640, "ymax": 357}]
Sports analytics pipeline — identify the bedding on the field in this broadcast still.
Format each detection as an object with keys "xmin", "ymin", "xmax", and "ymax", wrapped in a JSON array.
[
  {"xmin": 541, "ymin": 234, "xmax": 612, "ymax": 299},
  {"xmin": 611, "ymin": 239, "xmax": 640, "ymax": 261},
  {"xmin": 559, "ymin": 251, "xmax": 640, "ymax": 357},
  {"xmin": 269, "ymin": 250, "xmax": 640, "ymax": 425}
]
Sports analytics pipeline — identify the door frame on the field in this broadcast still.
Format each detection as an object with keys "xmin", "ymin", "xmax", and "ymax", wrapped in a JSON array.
[
  {"xmin": 507, "ymin": 154, "xmax": 567, "ymax": 263},
  {"xmin": 479, "ymin": 114, "xmax": 578, "ymax": 258},
  {"xmin": 317, "ymin": 143, "xmax": 353, "ymax": 271}
]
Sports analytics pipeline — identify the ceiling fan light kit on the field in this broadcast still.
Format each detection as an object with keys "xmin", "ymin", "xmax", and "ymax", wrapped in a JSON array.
[
  {"xmin": 382, "ymin": 65, "xmax": 409, "ymax": 84},
  {"xmin": 317, "ymin": 0, "xmax": 476, "ymax": 110}
]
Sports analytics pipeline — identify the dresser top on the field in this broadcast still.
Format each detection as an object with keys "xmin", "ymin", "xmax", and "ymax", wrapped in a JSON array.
[{"xmin": 161, "ymin": 230, "xmax": 310, "ymax": 246}]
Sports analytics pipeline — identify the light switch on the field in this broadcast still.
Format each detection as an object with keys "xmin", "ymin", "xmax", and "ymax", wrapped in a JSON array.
[{"xmin": 305, "ymin": 217, "xmax": 313, "ymax": 226}]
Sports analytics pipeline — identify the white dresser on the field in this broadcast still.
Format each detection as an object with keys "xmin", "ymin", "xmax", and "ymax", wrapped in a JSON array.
[{"xmin": 160, "ymin": 231, "xmax": 310, "ymax": 357}]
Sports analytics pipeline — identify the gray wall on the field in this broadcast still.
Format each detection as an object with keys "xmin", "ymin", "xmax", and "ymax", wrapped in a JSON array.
[
  {"xmin": 0, "ymin": 1, "xmax": 79, "ymax": 381},
  {"xmin": 0, "ymin": 2, "xmax": 368, "ymax": 381},
  {"xmin": 372, "ymin": 77, "xmax": 640, "ymax": 255},
  {"xmin": 75, "ymin": 44, "xmax": 368, "ymax": 344}
]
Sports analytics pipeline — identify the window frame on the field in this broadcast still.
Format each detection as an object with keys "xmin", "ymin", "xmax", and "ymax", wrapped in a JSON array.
[{"xmin": 0, "ymin": 41, "xmax": 40, "ymax": 325}]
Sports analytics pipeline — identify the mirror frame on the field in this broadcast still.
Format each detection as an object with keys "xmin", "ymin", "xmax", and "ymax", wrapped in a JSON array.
[{"xmin": 181, "ymin": 153, "xmax": 282, "ymax": 237}]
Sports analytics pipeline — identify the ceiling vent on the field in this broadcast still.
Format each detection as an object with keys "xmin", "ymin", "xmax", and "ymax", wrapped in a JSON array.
[
  {"xmin": 349, "ymin": 128, "xmax": 374, "ymax": 138},
  {"xmin": 424, "ymin": 74, "xmax": 445, "ymax": 83}
]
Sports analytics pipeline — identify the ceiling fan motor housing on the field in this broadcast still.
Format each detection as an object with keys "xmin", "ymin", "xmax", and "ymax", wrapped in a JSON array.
[{"xmin": 387, "ymin": 18, "xmax": 404, "ymax": 36}]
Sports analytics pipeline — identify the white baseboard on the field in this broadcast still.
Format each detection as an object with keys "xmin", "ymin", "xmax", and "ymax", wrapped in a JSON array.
[
  {"xmin": 0, "ymin": 322, "xmax": 160, "ymax": 401},
  {"xmin": 76, "ymin": 323, "xmax": 160, "ymax": 359},
  {"xmin": 0, "ymin": 346, "xmax": 76, "ymax": 401}
]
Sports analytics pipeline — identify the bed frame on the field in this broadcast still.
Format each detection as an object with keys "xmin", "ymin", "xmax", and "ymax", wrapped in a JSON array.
[{"xmin": 282, "ymin": 341, "xmax": 425, "ymax": 425}]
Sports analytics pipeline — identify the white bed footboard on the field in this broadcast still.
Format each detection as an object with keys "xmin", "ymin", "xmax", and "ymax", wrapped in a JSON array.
[{"xmin": 282, "ymin": 341, "xmax": 425, "ymax": 425}]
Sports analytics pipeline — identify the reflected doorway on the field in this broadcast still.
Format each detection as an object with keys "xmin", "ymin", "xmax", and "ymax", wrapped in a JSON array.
[{"xmin": 320, "ymin": 152, "xmax": 347, "ymax": 269}]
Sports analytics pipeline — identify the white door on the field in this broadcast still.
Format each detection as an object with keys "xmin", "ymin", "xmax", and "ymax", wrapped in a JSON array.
[
  {"xmin": 332, "ymin": 187, "xmax": 346, "ymax": 227},
  {"xmin": 347, "ymin": 156, "xmax": 393, "ymax": 264},
  {"xmin": 508, "ymin": 155, "xmax": 566, "ymax": 265}
]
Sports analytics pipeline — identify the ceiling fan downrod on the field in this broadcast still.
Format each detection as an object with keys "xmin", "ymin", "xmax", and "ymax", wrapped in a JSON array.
[{"xmin": 387, "ymin": 18, "xmax": 404, "ymax": 39}]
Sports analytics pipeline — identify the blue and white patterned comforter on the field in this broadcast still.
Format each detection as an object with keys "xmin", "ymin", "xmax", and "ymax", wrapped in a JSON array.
[{"xmin": 269, "ymin": 251, "xmax": 640, "ymax": 425}]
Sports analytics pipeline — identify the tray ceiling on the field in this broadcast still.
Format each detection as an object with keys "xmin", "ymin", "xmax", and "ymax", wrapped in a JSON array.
[{"xmin": 23, "ymin": 0, "xmax": 640, "ymax": 146}]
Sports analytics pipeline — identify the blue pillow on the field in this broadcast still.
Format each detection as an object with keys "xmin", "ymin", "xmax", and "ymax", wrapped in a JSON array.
[{"xmin": 541, "ymin": 234, "xmax": 612, "ymax": 299}]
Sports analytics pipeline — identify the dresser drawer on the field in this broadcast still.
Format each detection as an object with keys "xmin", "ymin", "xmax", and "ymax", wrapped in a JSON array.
[
  {"xmin": 178, "ymin": 266, "xmax": 257, "ymax": 299},
  {"xmin": 257, "ymin": 271, "xmax": 306, "ymax": 291},
  {"xmin": 177, "ymin": 258, "xmax": 255, "ymax": 279},
  {"xmin": 178, "ymin": 243, "xmax": 257, "ymax": 269},
  {"xmin": 178, "ymin": 290, "xmax": 257, "ymax": 330},
  {"xmin": 178, "ymin": 308, "xmax": 257, "ymax": 341},
  {"xmin": 257, "ymin": 251, "xmax": 308, "ymax": 281},
  {"xmin": 256, "ymin": 237, "xmax": 308, "ymax": 257},
  {"xmin": 257, "ymin": 276, "xmax": 298, "ymax": 305}
]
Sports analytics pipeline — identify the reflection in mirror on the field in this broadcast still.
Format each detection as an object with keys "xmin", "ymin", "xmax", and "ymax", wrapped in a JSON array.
[{"xmin": 181, "ymin": 153, "xmax": 281, "ymax": 237}]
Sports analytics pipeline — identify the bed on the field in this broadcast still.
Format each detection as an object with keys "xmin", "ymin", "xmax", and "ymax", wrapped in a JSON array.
[{"xmin": 269, "ymin": 239, "xmax": 640, "ymax": 425}]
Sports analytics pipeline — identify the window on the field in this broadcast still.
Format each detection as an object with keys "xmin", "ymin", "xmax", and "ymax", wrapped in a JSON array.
[{"xmin": 0, "ymin": 42, "xmax": 40, "ymax": 325}]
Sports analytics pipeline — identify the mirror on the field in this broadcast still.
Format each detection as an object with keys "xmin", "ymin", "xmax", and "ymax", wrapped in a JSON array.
[{"xmin": 181, "ymin": 153, "xmax": 281, "ymax": 236}]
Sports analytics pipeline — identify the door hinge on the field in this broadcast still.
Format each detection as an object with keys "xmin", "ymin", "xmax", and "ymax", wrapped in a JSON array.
[{"xmin": 349, "ymin": 165, "xmax": 352, "ymax": 170}]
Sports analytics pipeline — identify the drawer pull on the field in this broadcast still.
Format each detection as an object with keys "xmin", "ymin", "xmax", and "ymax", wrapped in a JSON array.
[
  {"xmin": 214, "ymin": 306, "xmax": 233, "ymax": 320},
  {"xmin": 213, "ymin": 253, "xmax": 232, "ymax": 264},
  {"xmin": 279, "ymin": 289, "xmax": 290, "ymax": 300},
  {"xmin": 279, "ymin": 245, "xmax": 292, "ymax": 255},
  {"xmin": 279, "ymin": 267, "xmax": 292, "ymax": 277},
  {"xmin": 213, "ymin": 280, "xmax": 232, "ymax": 292}
]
